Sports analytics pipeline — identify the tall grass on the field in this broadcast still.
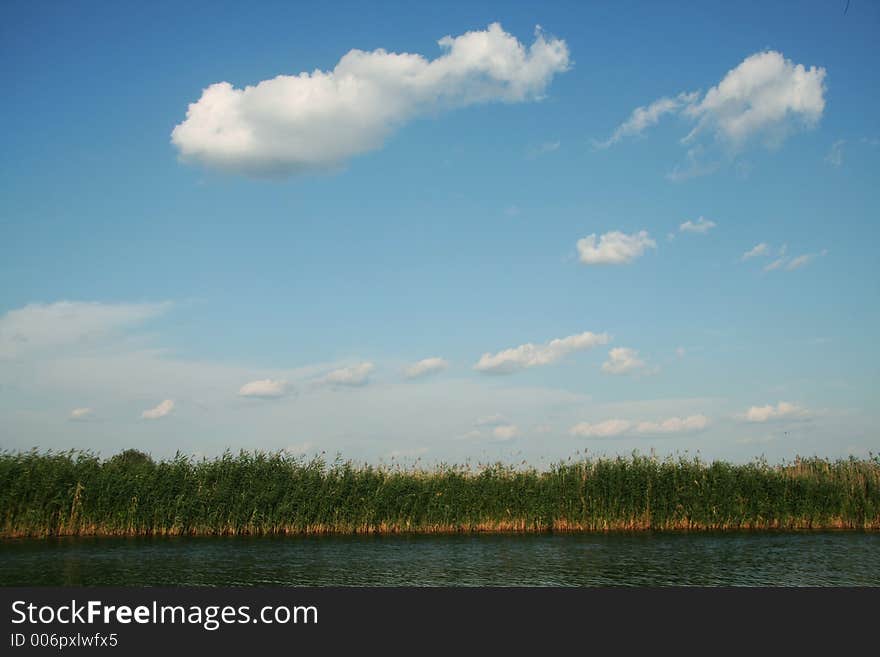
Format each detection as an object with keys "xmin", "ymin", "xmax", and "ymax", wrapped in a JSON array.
[{"xmin": 1, "ymin": 449, "xmax": 878, "ymax": 537}]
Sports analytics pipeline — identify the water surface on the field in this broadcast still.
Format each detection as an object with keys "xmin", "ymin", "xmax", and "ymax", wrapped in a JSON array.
[{"xmin": 1, "ymin": 532, "xmax": 877, "ymax": 586}]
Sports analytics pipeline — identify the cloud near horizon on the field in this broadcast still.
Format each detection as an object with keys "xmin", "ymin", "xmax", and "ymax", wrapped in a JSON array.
[
  {"xmin": 239, "ymin": 378, "xmax": 288, "ymax": 398},
  {"xmin": 141, "ymin": 399, "xmax": 174, "ymax": 420},
  {"xmin": 171, "ymin": 23, "xmax": 570, "ymax": 177},
  {"xmin": 69, "ymin": 407, "xmax": 94, "ymax": 421},
  {"xmin": 0, "ymin": 301, "xmax": 170, "ymax": 359},
  {"xmin": 320, "ymin": 362, "xmax": 375, "ymax": 386},
  {"xmin": 570, "ymin": 414, "xmax": 709, "ymax": 438},
  {"xmin": 744, "ymin": 401, "xmax": 809, "ymax": 422},
  {"xmin": 404, "ymin": 357, "xmax": 449, "ymax": 380},
  {"xmin": 474, "ymin": 331, "xmax": 610, "ymax": 374}
]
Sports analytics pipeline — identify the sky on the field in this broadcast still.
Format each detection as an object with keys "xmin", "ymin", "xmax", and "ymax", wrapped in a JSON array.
[{"xmin": 1, "ymin": 0, "xmax": 878, "ymax": 465}]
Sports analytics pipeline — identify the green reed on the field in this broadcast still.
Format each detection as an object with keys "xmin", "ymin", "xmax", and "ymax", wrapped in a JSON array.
[{"xmin": 1, "ymin": 449, "xmax": 878, "ymax": 537}]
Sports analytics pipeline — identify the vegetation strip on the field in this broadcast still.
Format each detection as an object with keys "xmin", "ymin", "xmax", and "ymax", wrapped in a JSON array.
[{"xmin": 1, "ymin": 450, "xmax": 878, "ymax": 537}]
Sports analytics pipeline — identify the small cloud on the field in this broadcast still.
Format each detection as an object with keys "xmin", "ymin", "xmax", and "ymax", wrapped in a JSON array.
[
  {"xmin": 141, "ymin": 399, "xmax": 174, "ymax": 420},
  {"xmin": 576, "ymin": 230, "xmax": 656, "ymax": 265},
  {"xmin": 404, "ymin": 357, "xmax": 449, "ymax": 380},
  {"xmin": 763, "ymin": 248, "xmax": 826, "ymax": 272},
  {"xmin": 601, "ymin": 347, "xmax": 652, "ymax": 375},
  {"xmin": 239, "ymin": 378, "xmax": 287, "ymax": 398},
  {"xmin": 475, "ymin": 414, "xmax": 509, "ymax": 427},
  {"xmin": 743, "ymin": 401, "xmax": 809, "ymax": 423},
  {"xmin": 491, "ymin": 424, "xmax": 519, "ymax": 441},
  {"xmin": 320, "ymin": 362, "xmax": 374, "ymax": 387},
  {"xmin": 285, "ymin": 442, "xmax": 314, "ymax": 456},
  {"xmin": 504, "ymin": 204, "xmax": 521, "ymax": 217},
  {"xmin": 475, "ymin": 331, "xmax": 610, "ymax": 374},
  {"xmin": 679, "ymin": 216, "xmax": 716, "ymax": 234},
  {"xmin": 569, "ymin": 419, "xmax": 632, "ymax": 438},
  {"xmin": 741, "ymin": 242, "xmax": 770, "ymax": 260},
  {"xmin": 825, "ymin": 139, "xmax": 845, "ymax": 167},
  {"xmin": 526, "ymin": 140, "xmax": 561, "ymax": 158},
  {"xmin": 675, "ymin": 347, "xmax": 686, "ymax": 358},
  {"xmin": 388, "ymin": 447, "xmax": 429, "ymax": 459},
  {"xmin": 69, "ymin": 407, "xmax": 94, "ymax": 422},
  {"xmin": 635, "ymin": 414, "xmax": 709, "ymax": 434},
  {"xmin": 570, "ymin": 415, "xmax": 709, "ymax": 438}
]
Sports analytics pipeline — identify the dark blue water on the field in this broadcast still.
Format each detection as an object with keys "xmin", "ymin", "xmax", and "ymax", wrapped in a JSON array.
[{"xmin": 1, "ymin": 533, "xmax": 877, "ymax": 586}]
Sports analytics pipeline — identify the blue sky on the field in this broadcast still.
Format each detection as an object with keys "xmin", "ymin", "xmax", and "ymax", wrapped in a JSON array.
[{"xmin": 1, "ymin": 0, "xmax": 878, "ymax": 463}]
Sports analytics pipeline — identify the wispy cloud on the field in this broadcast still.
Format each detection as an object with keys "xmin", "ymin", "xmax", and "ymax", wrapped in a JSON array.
[
  {"xmin": 475, "ymin": 331, "xmax": 609, "ymax": 374},
  {"xmin": 0, "ymin": 301, "xmax": 170, "ymax": 359},
  {"xmin": 526, "ymin": 140, "xmax": 561, "ymax": 158},
  {"xmin": 825, "ymin": 139, "xmax": 845, "ymax": 167},
  {"xmin": 404, "ymin": 357, "xmax": 449, "ymax": 380},
  {"xmin": 600, "ymin": 51, "xmax": 826, "ymax": 178},
  {"xmin": 763, "ymin": 247, "xmax": 827, "ymax": 272},
  {"xmin": 593, "ymin": 91, "xmax": 699, "ymax": 149},
  {"xmin": 141, "ymin": 399, "xmax": 174, "ymax": 420},
  {"xmin": 741, "ymin": 243, "xmax": 770, "ymax": 260}
]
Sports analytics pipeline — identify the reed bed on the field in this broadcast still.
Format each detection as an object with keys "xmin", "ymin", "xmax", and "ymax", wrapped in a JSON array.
[{"xmin": 1, "ymin": 449, "xmax": 878, "ymax": 537}]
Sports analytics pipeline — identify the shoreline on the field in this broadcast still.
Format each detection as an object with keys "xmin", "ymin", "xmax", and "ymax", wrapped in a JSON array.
[{"xmin": 4, "ymin": 520, "xmax": 879, "ymax": 539}]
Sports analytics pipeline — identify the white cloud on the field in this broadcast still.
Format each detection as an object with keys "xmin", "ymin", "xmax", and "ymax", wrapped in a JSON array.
[
  {"xmin": 570, "ymin": 414, "xmax": 708, "ymax": 438},
  {"xmin": 320, "ymin": 362, "xmax": 374, "ymax": 386},
  {"xmin": 576, "ymin": 230, "xmax": 656, "ymax": 265},
  {"xmin": 474, "ymin": 414, "xmax": 509, "ymax": 427},
  {"xmin": 764, "ymin": 255, "xmax": 787, "ymax": 272},
  {"xmin": 474, "ymin": 331, "xmax": 610, "ymax": 374},
  {"xmin": 141, "ymin": 399, "xmax": 174, "ymax": 420},
  {"xmin": 404, "ymin": 357, "xmax": 449, "ymax": 380},
  {"xmin": 239, "ymin": 378, "xmax": 287, "ymax": 398},
  {"xmin": 492, "ymin": 424, "xmax": 519, "ymax": 441},
  {"xmin": 683, "ymin": 51, "xmax": 826, "ymax": 148},
  {"xmin": 742, "ymin": 242, "xmax": 769, "ymax": 260},
  {"xmin": 527, "ymin": 140, "xmax": 561, "ymax": 158},
  {"xmin": 285, "ymin": 442, "xmax": 314, "ymax": 456},
  {"xmin": 600, "ymin": 51, "xmax": 826, "ymax": 174},
  {"xmin": 602, "ymin": 347, "xmax": 648, "ymax": 375},
  {"xmin": 69, "ymin": 407, "xmax": 94, "ymax": 421},
  {"xmin": 635, "ymin": 414, "xmax": 709, "ymax": 434},
  {"xmin": 763, "ymin": 248, "xmax": 827, "ymax": 272},
  {"xmin": 0, "ymin": 301, "xmax": 169, "ymax": 359},
  {"xmin": 594, "ymin": 91, "xmax": 699, "ymax": 148},
  {"xmin": 171, "ymin": 23, "xmax": 570, "ymax": 177},
  {"xmin": 679, "ymin": 216, "xmax": 716, "ymax": 234},
  {"xmin": 825, "ymin": 139, "xmax": 845, "ymax": 167},
  {"xmin": 744, "ymin": 401, "xmax": 809, "ymax": 422},
  {"xmin": 569, "ymin": 419, "xmax": 632, "ymax": 438},
  {"xmin": 469, "ymin": 415, "xmax": 519, "ymax": 442}
]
